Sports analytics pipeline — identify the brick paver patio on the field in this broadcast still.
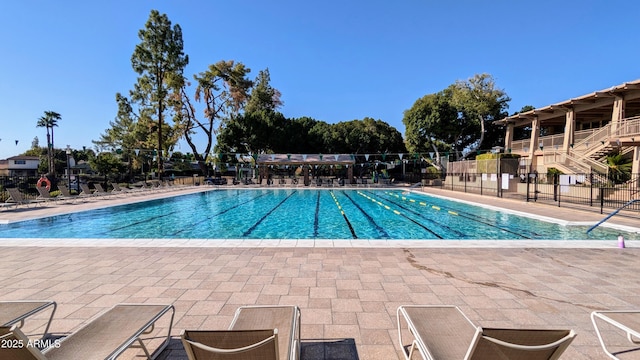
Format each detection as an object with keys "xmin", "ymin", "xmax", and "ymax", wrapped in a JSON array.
[
  {"xmin": 2, "ymin": 245, "xmax": 639, "ymax": 359},
  {"xmin": 1, "ymin": 187, "xmax": 639, "ymax": 359}
]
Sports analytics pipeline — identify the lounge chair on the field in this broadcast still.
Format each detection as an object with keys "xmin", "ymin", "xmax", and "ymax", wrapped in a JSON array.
[
  {"xmin": 113, "ymin": 182, "xmax": 146, "ymax": 194},
  {"xmin": 397, "ymin": 305, "xmax": 576, "ymax": 360},
  {"xmin": 79, "ymin": 183, "xmax": 97, "ymax": 198},
  {"xmin": 35, "ymin": 187, "xmax": 59, "ymax": 204},
  {"xmin": 0, "ymin": 303, "xmax": 174, "ymax": 360},
  {"xmin": 591, "ymin": 310, "xmax": 640, "ymax": 359},
  {"xmin": 181, "ymin": 305, "xmax": 301, "ymax": 360},
  {"xmin": 110, "ymin": 182, "xmax": 129, "ymax": 194},
  {"xmin": 0, "ymin": 189, "xmax": 18, "ymax": 210},
  {"xmin": 0, "ymin": 300, "xmax": 57, "ymax": 340},
  {"xmin": 56, "ymin": 184, "xmax": 81, "ymax": 202},
  {"xmin": 139, "ymin": 181, "xmax": 154, "ymax": 191},
  {"xmin": 5, "ymin": 188, "xmax": 47, "ymax": 207},
  {"xmin": 93, "ymin": 183, "xmax": 114, "ymax": 197}
]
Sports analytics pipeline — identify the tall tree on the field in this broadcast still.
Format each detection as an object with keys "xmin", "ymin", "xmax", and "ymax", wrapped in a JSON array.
[
  {"xmin": 36, "ymin": 110, "xmax": 61, "ymax": 176},
  {"xmin": 450, "ymin": 73, "xmax": 510, "ymax": 157},
  {"xmin": 403, "ymin": 91, "xmax": 459, "ymax": 167},
  {"xmin": 326, "ymin": 118, "xmax": 406, "ymax": 154},
  {"xmin": 245, "ymin": 68, "xmax": 283, "ymax": 114},
  {"xmin": 94, "ymin": 93, "xmax": 150, "ymax": 179},
  {"xmin": 512, "ymin": 105, "xmax": 535, "ymax": 140},
  {"xmin": 131, "ymin": 9, "xmax": 188, "ymax": 177},
  {"xmin": 215, "ymin": 67, "xmax": 285, "ymax": 155},
  {"xmin": 403, "ymin": 73, "xmax": 510, "ymax": 163},
  {"xmin": 176, "ymin": 60, "xmax": 252, "ymax": 172}
]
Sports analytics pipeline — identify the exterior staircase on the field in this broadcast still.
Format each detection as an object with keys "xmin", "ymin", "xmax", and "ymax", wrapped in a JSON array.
[
  {"xmin": 545, "ymin": 117, "xmax": 640, "ymax": 176},
  {"xmin": 588, "ymin": 142, "xmax": 618, "ymax": 161}
]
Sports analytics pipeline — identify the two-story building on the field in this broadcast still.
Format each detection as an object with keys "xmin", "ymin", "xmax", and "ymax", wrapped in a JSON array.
[
  {"xmin": 495, "ymin": 79, "xmax": 640, "ymax": 178},
  {"xmin": 1, "ymin": 156, "xmax": 41, "ymax": 177}
]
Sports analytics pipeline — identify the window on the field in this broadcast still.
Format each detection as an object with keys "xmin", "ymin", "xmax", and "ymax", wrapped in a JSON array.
[{"xmin": 14, "ymin": 160, "xmax": 26, "ymax": 165}]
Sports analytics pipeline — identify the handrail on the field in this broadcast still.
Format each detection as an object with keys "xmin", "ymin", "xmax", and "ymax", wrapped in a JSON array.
[
  {"xmin": 574, "ymin": 124, "xmax": 611, "ymax": 149},
  {"xmin": 543, "ymin": 151, "xmax": 607, "ymax": 174},
  {"xmin": 611, "ymin": 116, "xmax": 640, "ymax": 138},
  {"xmin": 566, "ymin": 151, "xmax": 609, "ymax": 174},
  {"xmin": 586, "ymin": 199, "xmax": 640, "ymax": 234}
]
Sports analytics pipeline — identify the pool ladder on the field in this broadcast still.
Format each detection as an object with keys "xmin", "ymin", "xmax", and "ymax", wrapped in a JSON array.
[{"xmin": 586, "ymin": 199, "xmax": 640, "ymax": 234}]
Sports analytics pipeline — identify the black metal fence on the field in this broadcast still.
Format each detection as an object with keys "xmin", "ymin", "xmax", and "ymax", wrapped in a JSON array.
[
  {"xmin": 428, "ymin": 171, "xmax": 640, "ymax": 218},
  {"xmin": 524, "ymin": 172, "xmax": 640, "ymax": 215},
  {"xmin": 0, "ymin": 176, "xmax": 42, "ymax": 201}
]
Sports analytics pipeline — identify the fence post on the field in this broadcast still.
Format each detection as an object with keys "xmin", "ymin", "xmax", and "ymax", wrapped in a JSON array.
[
  {"xmin": 464, "ymin": 172, "xmax": 467, "ymax": 193},
  {"xmin": 600, "ymin": 187, "xmax": 604, "ymax": 214},
  {"xmin": 526, "ymin": 173, "xmax": 530, "ymax": 202},
  {"xmin": 533, "ymin": 172, "xmax": 539, "ymax": 202},
  {"xmin": 557, "ymin": 174, "xmax": 561, "ymax": 207},
  {"xmin": 589, "ymin": 173, "xmax": 594, "ymax": 207}
]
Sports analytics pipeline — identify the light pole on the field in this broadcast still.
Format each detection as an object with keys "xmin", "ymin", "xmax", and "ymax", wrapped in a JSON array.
[{"xmin": 65, "ymin": 145, "xmax": 71, "ymax": 191}]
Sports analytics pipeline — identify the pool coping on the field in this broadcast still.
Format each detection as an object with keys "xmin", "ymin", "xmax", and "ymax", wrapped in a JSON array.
[{"xmin": 0, "ymin": 238, "xmax": 636, "ymax": 248}]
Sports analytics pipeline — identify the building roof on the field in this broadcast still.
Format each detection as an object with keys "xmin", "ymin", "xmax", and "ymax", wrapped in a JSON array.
[
  {"xmin": 496, "ymin": 79, "xmax": 640, "ymax": 126},
  {"xmin": 256, "ymin": 154, "xmax": 356, "ymax": 165},
  {"xmin": 6, "ymin": 155, "xmax": 40, "ymax": 161}
]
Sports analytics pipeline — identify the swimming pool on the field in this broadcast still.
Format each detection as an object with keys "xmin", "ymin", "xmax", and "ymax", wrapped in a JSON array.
[{"xmin": 1, "ymin": 189, "xmax": 638, "ymax": 240}]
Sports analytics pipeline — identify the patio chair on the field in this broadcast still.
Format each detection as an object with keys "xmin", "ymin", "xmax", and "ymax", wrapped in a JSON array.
[
  {"xmin": 165, "ymin": 180, "xmax": 184, "ymax": 190},
  {"xmin": 591, "ymin": 310, "xmax": 640, "ymax": 359},
  {"xmin": 109, "ymin": 182, "xmax": 130, "ymax": 194},
  {"xmin": 35, "ymin": 187, "xmax": 59, "ymax": 204},
  {"xmin": 397, "ymin": 305, "xmax": 576, "ymax": 360},
  {"xmin": 1, "ymin": 189, "xmax": 18, "ymax": 210},
  {"xmin": 79, "ymin": 183, "xmax": 97, "ymax": 198},
  {"xmin": 114, "ymin": 182, "xmax": 147, "ymax": 194},
  {"xmin": 182, "ymin": 329, "xmax": 279, "ymax": 360},
  {"xmin": 93, "ymin": 183, "xmax": 114, "ymax": 197},
  {"xmin": 55, "ymin": 185, "xmax": 80, "ymax": 202},
  {"xmin": 5, "ymin": 188, "xmax": 47, "ymax": 208},
  {"xmin": 0, "ymin": 300, "xmax": 57, "ymax": 340},
  {"xmin": 140, "ymin": 181, "xmax": 155, "ymax": 191},
  {"xmin": 0, "ymin": 303, "xmax": 174, "ymax": 360},
  {"xmin": 181, "ymin": 305, "xmax": 301, "ymax": 360}
]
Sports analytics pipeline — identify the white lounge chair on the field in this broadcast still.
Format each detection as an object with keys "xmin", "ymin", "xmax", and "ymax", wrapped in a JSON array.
[
  {"xmin": 591, "ymin": 310, "xmax": 640, "ymax": 359},
  {"xmin": 397, "ymin": 305, "xmax": 576, "ymax": 360}
]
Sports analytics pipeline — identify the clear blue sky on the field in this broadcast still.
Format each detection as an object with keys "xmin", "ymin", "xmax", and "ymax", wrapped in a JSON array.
[{"xmin": 1, "ymin": 0, "xmax": 639, "ymax": 159}]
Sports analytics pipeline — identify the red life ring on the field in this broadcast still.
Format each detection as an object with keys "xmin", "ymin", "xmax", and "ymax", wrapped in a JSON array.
[{"xmin": 37, "ymin": 177, "xmax": 52, "ymax": 191}]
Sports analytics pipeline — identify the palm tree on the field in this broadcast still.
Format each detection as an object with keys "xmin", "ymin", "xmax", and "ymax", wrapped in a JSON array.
[
  {"xmin": 36, "ymin": 111, "xmax": 61, "ymax": 176},
  {"xmin": 606, "ymin": 153, "xmax": 632, "ymax": 184}
]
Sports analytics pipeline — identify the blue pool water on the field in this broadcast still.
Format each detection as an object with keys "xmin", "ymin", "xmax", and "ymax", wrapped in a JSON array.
[{"xmin": 0, "ymin": 189, "xmax": 637, "ymax": 240}]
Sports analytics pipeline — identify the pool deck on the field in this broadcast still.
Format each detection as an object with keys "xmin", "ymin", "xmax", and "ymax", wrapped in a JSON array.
[{"xmin": 1, "ymin": 186, "xmax": 640, "ymax": 359}]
